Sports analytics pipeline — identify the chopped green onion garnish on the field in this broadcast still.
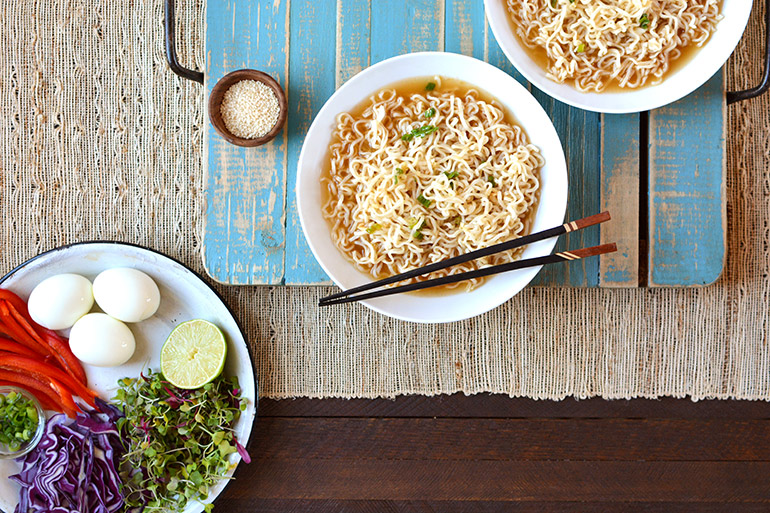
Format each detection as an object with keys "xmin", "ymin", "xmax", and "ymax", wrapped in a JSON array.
[
  {"xmin": 411, "ymin": 219, "xmax": 425, "ymax": 240},
  {"xmin": 0, "ymin": 391, "xmax": 39, "ymax": 453},
  {"xmin": 453, "ymin": 215, "xmax": 462, "ymax": 226},
  {"xmin": 444, "ymin": 170, "xmax": 459, "ymax": 180},
  {"xmin": 394, "ymin": 167, "xmax": 404, "ymax": 184},
  {"xmin": 640, "ymin": 13, "xmax": 650, "ymax": 29},
  {"xmin": 487, "ymin": 175, "xmax": 496, "ymax": 186},
  {"xmin": 424, "ymin": 107, "xmax": 436, "ymax": 118},
  {"xmin": 576, "ymin": 43, "xmax": 586, "ymax": 53},
  {"xmin": 425, "ymin": 82, "xmax": 436, "ymax": 91},
  {"xmin": 366, "ymin": 223, "xmax": 381, "ymax": 234},
  {"xmin": 417, "ymin": 194, "xmax": 431, "ymax": 208},
  {"xmin": 401, "ymin": 125, "xmax": 438, "ymax": 142}
]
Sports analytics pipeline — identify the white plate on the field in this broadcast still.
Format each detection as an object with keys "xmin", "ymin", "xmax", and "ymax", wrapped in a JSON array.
[
  {"xmin": 296, "ymin": 52, "xmax": 569, "ymax": 324},
  {"xmin": 484, "ymin": 0, "xmax": 752, "ymax": 113},
  {"xmin": 0, "ymin": 242, "xmax": 257, "ymax": 513}
]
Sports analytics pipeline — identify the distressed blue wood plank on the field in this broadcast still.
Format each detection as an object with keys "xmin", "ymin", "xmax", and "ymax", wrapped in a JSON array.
[
  {"xmin": 443, "ymin": 1, "xmax": 526, "ymax": 88},
  {"xmin": 337, "ymin": 0, "xmax": 371, "ymax": 87},
  {"xmin": 600, "ymin": 113, "xmax": 639, "ymax": 287},
  {"xmin": 648, "ymin": 70, "xmax": 725, "ymax": 287},
  {"xmin": 204, "ymin": 0, "xmax": 288, "ymax": 284},
  {"xmin": 530, "ymin": 99, "xmax": 601, "ymax": 287},
  {"xmin": 483, "ymin": 6, "xmax": 527, "ymax": 86},
  {"xmin": 445, "ymin": 0, "xmax": 484, "ymax": 58},
  {"xmin": 371, "ymin": 0, "xmax": 444, "ymax": 63},
  {"xmin": 284, "ymin": 0, "xmax": 338, "ymax": 284}
]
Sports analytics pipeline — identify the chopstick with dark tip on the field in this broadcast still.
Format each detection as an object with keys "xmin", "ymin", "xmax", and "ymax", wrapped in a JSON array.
[
  {"xmin": 319, "ymin": 243, "xmax": 617, "ymax": 306},
  {"xmin": 318, "ymin": 211, "xmax": 611, "ymax": 305}
]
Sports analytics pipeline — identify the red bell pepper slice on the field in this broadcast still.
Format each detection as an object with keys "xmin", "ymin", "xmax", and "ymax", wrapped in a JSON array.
[
  {"xmin": 0, "ymin": 354, "xmax": 97, "ymax": 408},
  {"xmin": 39, "ymin": 330, "xmax": 87, "ymax": 385},
  {"xmin": 0, "ymin": 338, "xmax": 41, "ymax": 359},
  {"xmin": 0, "ymin": 290, "xmax": 31, "ymax": 318},
  {"xmin": 3, "ymin": 301, "xmax": 87, "ymax": 386},
  {"xmin": 0, "ymin": 290, "xmax": 87, "ymax": 385},
  {"xmin": 0, "ymin": 302, "xmax": 52, "ymax": 357},
  {"xmin": 0, "ymin": 369, "xmax": 77, "ymax": 418}
]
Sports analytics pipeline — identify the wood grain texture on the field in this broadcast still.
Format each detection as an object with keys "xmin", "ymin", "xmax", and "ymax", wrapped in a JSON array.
[
  {"xmin": 224, "ymin": 459, "xmax": 770, "ymax": 501},
  {"xmin": 284, "ymin": 0, "xmax": 337, "ymax": 285},
  {"xmin": 213, "ymin": 499, "xmax": 770, "ymax": 513},
  {"xmin": 530, "ymin": 102, "xmax": 601, "ymax": 287},
  {"xmin": 648, "ymin": 70, "xmax": 726, "ymax": 287},
  {"xmin": 336, "ymin": 0, "xmax": 371, "ymax": 87},
  {"xmin": 600, "ymin": 113, "xmax": 640, "ymax": 287},
  {"xmin": 204, "ymin": 0, "xmax": 288, "ymax": 284},
  {"xmin": 216, "ymin": 395, "xmax": 770, "ymax": 510},
  {"xmin": 371, "ymin": 0, "xmax": 444, "ymax": 63},
  {"xmin": 250, "ymin": 417, "xmax": 770, "ymax": 461}
]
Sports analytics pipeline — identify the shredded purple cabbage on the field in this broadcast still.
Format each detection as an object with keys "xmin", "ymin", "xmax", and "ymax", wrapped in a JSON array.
[{"xmin": 10, "ymin": 407, "xmax": 125, "ymax": 513}]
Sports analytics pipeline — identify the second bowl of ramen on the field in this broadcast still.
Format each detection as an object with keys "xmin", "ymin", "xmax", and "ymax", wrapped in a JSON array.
[
  {"xmin": 296, "ymin": 52, "xmax": 568, "ymax": 323},
  {"xmin": 485, "ymin": 0, "xmax": 752, "ymax": 113}
]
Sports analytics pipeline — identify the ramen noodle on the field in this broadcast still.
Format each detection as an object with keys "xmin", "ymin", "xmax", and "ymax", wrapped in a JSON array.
[
  {"xmin": 321, "ymin": 77, "xmax": 542, "ymax": 291},
  {"xmin": 506, "ymin": 0, "xmax": 722, "ymax": 92}
]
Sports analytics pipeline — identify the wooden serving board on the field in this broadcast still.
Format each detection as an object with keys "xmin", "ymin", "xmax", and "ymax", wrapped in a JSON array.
[{"xmin": 202, "ymin": 0, "xmax": 725, "ymax": 288}]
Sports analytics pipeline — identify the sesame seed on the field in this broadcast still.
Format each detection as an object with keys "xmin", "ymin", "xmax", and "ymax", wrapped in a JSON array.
[{"xmin": 220, "ymin": 79, "xmax": 281, "ymax": 139}]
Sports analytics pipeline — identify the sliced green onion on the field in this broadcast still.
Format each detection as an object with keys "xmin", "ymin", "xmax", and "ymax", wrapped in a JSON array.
[
  {"xmin": 410, "ymin": 219, "xmax": 426, "ymax": 240},
  {"xmin": 0, "ymin": 391, "xmax": 39, "ymax": 452},
  {"xmin": 417, "ymin": 194, "xmax": 431, "ymax": 208},
  {"xmin": 425, "ymin": 82, "xmax": 436, "ymax": 91},
  {"xmin": 487, "ymin": 175, "xmax": 497, "ymax": 186},
  {"xmin": 424, "ymin": 107, "xmax": 436, "ymax": 118},
  {"xmin": 366, "ymin": 223, "xmax": 381, "ymax": 234},
  {"xmin": 576, "ymin": 43, "xmax": 586, "ymax": 53},
  {"xmin": 444, "ymin": 170, "xmax": 459, "ymax": 180},
  {"xmin": 394, "ymin": 167, "xmax": 404, "ymax": 184},
  {"xmin": 640, "ymin": 13, "xmax": 650, "ymax": 29},
  {"xmin": 401, "ymin": 125, "xmax": 438, "ymax": 142}
]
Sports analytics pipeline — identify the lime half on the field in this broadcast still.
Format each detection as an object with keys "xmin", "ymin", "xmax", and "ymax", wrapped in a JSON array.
[{"xmin": 160, "ymin": 319, "xmax": 227, "ymax": 389}]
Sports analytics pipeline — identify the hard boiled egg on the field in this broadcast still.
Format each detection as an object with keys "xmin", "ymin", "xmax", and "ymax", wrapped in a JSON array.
[
  {"xmin": 27, "ymin": 273, "xmax": 94, "ymax": 330},
  {"xmin": 69, "ymin": 313, "xmax": 136, "ymax": 367},
  {"xmin": 92, "ymin": 268, "xmax": 161, "ymax": 323}
]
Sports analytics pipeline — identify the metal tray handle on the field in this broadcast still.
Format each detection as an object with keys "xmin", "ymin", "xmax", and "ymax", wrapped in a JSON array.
[
  {"xmin": 164, "ymin": 0, "xmax": 203, "ymax": 84},
  {"xmin": 727, "ymin": 0, "xmax": 770, "ymax": 104}
]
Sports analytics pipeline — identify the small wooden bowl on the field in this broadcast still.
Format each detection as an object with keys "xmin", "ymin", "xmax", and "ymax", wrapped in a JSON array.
[{"xmin": 208, "ymin": 69, "xmax": 288, "ymax": 147}]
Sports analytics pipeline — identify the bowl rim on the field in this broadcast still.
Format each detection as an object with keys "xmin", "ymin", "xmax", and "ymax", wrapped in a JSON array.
[
  {"xmin": 483, "ymin": 0, "xmax": 753, "ymax": 114},
  {"xmin": 0, "ymin": 386, "xmax": 45, "ymax": 460},
  {"xmin": 295, "ymin": 51, "xmax": 569, "ymax": 323}
]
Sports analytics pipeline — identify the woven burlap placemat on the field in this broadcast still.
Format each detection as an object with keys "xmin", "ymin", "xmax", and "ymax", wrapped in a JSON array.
[{"xmin": 1, "ymin": 0, "xmax": 768, "ymax": 401}]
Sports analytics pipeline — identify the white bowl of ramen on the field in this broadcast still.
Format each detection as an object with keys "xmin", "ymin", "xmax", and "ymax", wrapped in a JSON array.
[
  {"xmin": 485, "ymin": 0, "xmax": 752, "ymax": 113},
  {"xmin": 296, "ymin": 52, "xmax": 568, "ymax": 323}
]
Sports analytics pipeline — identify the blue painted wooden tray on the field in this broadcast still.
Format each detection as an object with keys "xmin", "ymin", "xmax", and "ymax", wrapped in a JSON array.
[{"xmin": 197, "ymin": 0, "xmax": 726, "ymax": 288}]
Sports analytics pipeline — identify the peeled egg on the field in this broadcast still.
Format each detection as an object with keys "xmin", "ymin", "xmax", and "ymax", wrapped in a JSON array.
[
  {"xmin": 92, "ymin": 268, "xmax": 161, "ymax": 323},
  {"xmin": 69, "ymin": 313, "xmax": 136, "ymax": 367},
  {"xmin": 27, "ymin": 273, "xmax": 94, "ymax": 330}
]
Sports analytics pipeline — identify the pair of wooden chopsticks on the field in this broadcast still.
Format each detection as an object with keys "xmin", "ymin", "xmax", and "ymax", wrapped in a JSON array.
[{"xmin": 319, "ymin": 211, "xmax": 615, "ymax": 306}]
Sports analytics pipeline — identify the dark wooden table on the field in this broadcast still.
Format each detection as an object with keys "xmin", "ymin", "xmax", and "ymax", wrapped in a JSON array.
[{"xmin": 216, "ymin": 395, "xmax": 770, "ymax": 511}]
